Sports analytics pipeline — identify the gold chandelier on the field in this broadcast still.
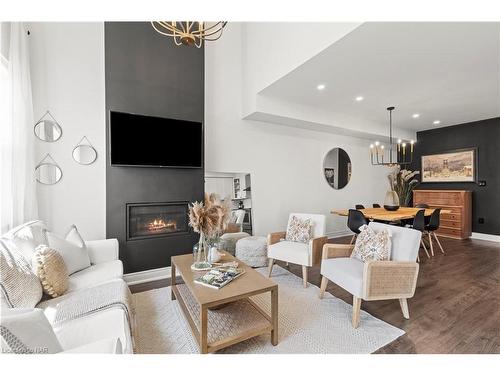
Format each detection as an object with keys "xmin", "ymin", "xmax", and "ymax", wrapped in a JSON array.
[{"xmin": 151, "ymin": 21, "xmax": 227, "ymax": 48}]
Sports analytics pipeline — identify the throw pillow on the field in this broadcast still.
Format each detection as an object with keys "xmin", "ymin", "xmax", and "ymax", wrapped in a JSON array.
[
  {"xmin": 1, "ymin": 220, "xmax": 48, "ymax": 265},
  {"xmin": 64, "ymin": 224, "xmax": 86, "ymax": 248},
  {"xmin": 286, "ymin": 215, "xmax": 313, "ymax": 243},
  {"xmin": 32, "ymin": 245, "xmax": 69, "ymax": 298},
  {"xmin": 0, "ymin": 241, "xmax": 43, "ymax": 308},
  {"xmin": 44, "ymin": 225, "xmax": 90, "ymax": 275},
  {"xmin": 0, "ymin": 308, "xmax": 63, "ymax": 354},
  {"xmin": 351, "ymin": 225, "xmax": 392, "ymax": 262}
]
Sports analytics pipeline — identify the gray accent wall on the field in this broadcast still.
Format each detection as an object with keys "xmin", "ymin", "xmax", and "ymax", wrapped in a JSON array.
[
  {"xmin": 412, "ymin": 117, "xmax": 500, "ymax": 236},
  {"xmin": 105, "ymin": 22, "xmax": 204, "ymax": 273}
]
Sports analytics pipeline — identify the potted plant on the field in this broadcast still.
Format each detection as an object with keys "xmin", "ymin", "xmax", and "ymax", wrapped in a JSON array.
[{"xmin": 389, "ymin": 167, "xmax": 420, "ymax": 207}]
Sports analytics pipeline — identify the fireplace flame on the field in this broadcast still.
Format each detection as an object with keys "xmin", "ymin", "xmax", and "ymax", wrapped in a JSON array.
[{"xmin": 148, "ymin": 218, "xmax": 177, "ymax": 232}]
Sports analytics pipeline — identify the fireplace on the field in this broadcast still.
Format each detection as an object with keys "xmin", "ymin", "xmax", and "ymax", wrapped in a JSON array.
[{"xmin": 126, "ymin": 202, "xmax": 189, "ymax": 240}]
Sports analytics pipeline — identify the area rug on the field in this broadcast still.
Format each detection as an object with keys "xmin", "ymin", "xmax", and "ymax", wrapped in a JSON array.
[{"xmin": 132, "ymin": 265, "xmax": 404, "ymax": 354}]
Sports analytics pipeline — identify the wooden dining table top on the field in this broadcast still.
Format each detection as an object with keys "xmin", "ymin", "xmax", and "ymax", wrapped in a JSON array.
[{"xmin": 331, "ymin": 207, "xmax": 452, "ymax": 222}]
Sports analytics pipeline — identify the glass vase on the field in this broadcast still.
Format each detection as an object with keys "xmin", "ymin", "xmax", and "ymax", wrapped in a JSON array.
[
  {"xmin": 207, "ymin": 236, "xmax": 223, "ymax": 263},
  {"xmin": 384, "ymin": 190, "xmax": 400, "ymax": 211},
  {"xmin": 192, "ymin": 233, "xmax": 212, "ymax": 270}
]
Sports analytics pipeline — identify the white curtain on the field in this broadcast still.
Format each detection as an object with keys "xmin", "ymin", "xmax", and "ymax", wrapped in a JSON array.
[{"xmin": 0, "ymin": 22, "xmax": 38, "ymax": 234}]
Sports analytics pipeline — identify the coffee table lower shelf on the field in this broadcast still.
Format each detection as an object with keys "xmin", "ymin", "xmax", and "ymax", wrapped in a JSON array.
[{"xmin": 172, "ymin": 283, "xmax": 274, "ymax": 353}]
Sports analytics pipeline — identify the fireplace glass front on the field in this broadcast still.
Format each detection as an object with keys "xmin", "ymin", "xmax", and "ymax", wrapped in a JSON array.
[{"xmin": 127, "ymin": 202, "xmax": 189, "ymax": 240}]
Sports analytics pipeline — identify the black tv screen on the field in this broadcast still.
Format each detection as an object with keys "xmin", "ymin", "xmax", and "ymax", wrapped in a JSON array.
[{"xmin": 110, "ymin": 111, "xmax": 203, "ymax": 168}]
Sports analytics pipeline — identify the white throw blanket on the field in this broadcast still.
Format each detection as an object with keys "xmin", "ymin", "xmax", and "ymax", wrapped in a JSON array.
[{"xmin": 37, "ymin": 279, "xmax": 135, "ymax": 332}]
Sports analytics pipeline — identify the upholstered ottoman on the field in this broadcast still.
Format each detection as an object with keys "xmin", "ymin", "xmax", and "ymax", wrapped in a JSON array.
[
  {"xmin": 235, "ymin": 236, "xmax": 268, "ymax": 267},
  {"xmin": 220, "ymin": 232, "xmax": 250, "ymax": 256}
]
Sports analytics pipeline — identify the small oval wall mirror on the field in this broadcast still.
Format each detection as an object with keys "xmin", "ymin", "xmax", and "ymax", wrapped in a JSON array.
[
  {"xmin": 34, "ymin": 111, "xmax": 62, "ymax": 142},
  {"xmin": 35, "ymin": 154, "xmax": 62, "ymax": 185},
  {"xmin": 323, "ymin": 148, "xmax": 352, "ymax": 189},
  {"xmin": 72, "ymin": 137, "xmax": 97, "ymax": 165}
]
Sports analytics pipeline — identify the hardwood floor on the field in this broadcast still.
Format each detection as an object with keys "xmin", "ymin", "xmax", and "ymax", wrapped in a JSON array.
[{"xmin": 129, "ymin": 235, "xmax": 500, "ymax": 354}]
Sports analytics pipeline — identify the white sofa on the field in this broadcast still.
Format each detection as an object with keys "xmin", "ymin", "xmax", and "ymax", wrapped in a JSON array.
[{"xmin": 0, "ymin": 221, "xmax": 133, "ymax": 353}]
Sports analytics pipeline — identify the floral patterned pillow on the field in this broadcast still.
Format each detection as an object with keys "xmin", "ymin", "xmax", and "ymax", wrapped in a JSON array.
[
  {"xmin": 351, "ymin": 225, "xmax": 392, "ymax": 262},
  {"xmin": 286, "ymin": 216, "xmax": 313, "ymax": 243}
]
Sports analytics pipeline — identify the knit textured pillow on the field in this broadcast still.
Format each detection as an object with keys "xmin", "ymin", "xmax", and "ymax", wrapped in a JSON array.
[
  {"xmin": 286, "ymin": 215, "xmax": 313, "ymax": 243},
  {"xmin": 351, "ymin": 225, "xmax": 392, "ymax": 262},
  {"xmin": 32, "ymin": 245, "xmax": 69, "ymax": 298},
  {"xmin": 0, "ymin": 241, "xmax": 42, "ymax": 308}
]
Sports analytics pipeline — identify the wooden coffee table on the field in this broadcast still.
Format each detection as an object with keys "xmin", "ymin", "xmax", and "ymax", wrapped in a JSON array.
[{"xmin": 170, "ymin": 251, "xmax": 278, "ymax": 353}]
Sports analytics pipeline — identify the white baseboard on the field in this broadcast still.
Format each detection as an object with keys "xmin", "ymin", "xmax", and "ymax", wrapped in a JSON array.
[
  {"xmin": 471, "ymin": 232, "xmax": 500, "ymax": 243},
  {"xmin": 124, "ymin": 267, "xmax": 171, "ymax": 286}
]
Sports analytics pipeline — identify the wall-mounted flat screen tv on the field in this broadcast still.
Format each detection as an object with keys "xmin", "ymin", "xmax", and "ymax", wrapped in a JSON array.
[{"xmin": 110, "ymin": 111, "xmax": 203, "ymax": 168}]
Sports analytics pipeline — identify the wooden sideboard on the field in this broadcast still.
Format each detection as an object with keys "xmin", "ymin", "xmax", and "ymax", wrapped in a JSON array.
[{"xmin": 413, "ymin": 190, "xmax": 472, "ymax": 239}]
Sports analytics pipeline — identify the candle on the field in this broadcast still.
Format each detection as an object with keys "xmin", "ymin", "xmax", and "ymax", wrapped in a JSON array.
[{"xmin": 402, "ymin": 143, "xmax": 406, "ymax": 157}]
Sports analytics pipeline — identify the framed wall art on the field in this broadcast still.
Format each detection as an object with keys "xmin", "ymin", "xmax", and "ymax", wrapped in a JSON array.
[{"xmin": 421, "ymin": 148, "xmax": 477, "ymax": 183}]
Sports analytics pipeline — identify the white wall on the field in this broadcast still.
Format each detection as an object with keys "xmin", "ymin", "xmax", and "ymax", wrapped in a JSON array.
[
  {"xmin": 26, "ymin": 22, "xmax": 391, "ymax": 240},
  {"xmin": 241, "ymin": 22, "xmax": 361, "ymax": 115},
  {"xmin": 28, "ymin": 23, "xmax": 105, "ymax": 240},
  {"xmin": 206, "ymin": 23, "xmax": 390, "ymax": 237}
]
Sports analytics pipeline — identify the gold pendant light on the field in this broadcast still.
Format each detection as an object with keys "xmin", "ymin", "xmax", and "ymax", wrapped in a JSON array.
[{"xmin": 151, "ymin": 21, "xmax": 227, "ymax": 48}]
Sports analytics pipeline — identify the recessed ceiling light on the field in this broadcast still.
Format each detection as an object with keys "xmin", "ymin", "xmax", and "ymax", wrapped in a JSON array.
[
  {"xmin": 317, "ymin": 84, "xmax": 326, "ymax": 90},
  {"xmin": 412, "ymin": 113, "xmax": 420, "ymax": 118},
  {"xmin": 355, "ymin": 96, "xmax": 364, "ymax": 101},
  {"xmin": 433, "ymin": 120, "xmax": 441, "ymax": 125}
]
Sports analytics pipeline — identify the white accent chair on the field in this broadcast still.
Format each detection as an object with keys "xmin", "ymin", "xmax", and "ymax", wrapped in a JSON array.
[
  {"xmin": 319, "ymin": 222, "xmax": 421, "ymax": 328},
  {"xmin": 267, "ymin": 213, "xmax": 327, "ymax": 288}
]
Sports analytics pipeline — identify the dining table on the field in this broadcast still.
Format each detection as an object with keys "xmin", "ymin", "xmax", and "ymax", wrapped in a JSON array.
[{"xmin": 331, "ymin": 207, "xmax": 452, "ymax": 222}]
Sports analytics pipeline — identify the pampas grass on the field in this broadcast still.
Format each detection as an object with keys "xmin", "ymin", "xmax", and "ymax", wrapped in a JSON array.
[
  {"xmin": 388, "ymin": 167, "xmax": 420, "ymax": 207},
  {"xmin": 188, "ymin": 193, "xmax": 231, "ymax": 238}
]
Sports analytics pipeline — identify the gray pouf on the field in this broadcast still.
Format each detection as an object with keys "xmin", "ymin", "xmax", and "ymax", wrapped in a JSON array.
[
  {"xmin": 219, "ymin": 232, "xmax": 250, "ymax": 256},
  {"xmin": 235, "ymin": 236, "xmax": 268, "ymax": 267}
]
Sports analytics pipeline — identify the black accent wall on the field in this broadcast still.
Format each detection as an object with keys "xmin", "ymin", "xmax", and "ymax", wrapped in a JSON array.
[
  {"xmin": 105, "ymin": 22, "xmax": 204, "ymax": 273},
  {"xmin": 412, "ymin": 117, "xmax": 500, "ymax": 235}
]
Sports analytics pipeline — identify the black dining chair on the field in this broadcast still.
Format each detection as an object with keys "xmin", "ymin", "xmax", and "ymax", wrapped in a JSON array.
[
  {"xmin": 413, "ymin": 203, "xmax": 431, "ymax": 226},
  {"xmin": 411, "ymin": 209, "xmax": 430, "ymax": 261},
  {"xmin": 415, "ymin": 203, "xmax": 429, "ymax": 208},
  {"xmin": 425, "ymin": 208, "xmax": 444, "ymax": 255},
  {"xmin": 347, "ymin": 209, "xmax": 368, "ymax": 244},
  {"xmin": 373, "ymin": 203, "xmax": 381, "ymax": 208},
  {"xmin": 355, "ymin": 204, "xmax": 365, "ymax": 210}
]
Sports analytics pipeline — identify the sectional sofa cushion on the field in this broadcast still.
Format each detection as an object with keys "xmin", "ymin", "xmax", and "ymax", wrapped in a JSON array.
[
  {"xmin": 0, "ymin": 241, "xmax": 42, "ymax": 308},
  {"xmin": 45, "ymin": 226, "xmax": 91, "ymax": 275},
  {"xmin": 67, "ymin": 260, "xmax": 123, "ymax": 292}
]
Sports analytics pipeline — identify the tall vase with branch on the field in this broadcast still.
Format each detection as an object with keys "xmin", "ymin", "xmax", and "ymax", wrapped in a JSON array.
[
  {"xmin": 389, "ymin": 167, "xmax": 420, "ymax": 207},
  {"xmin": 189, "ymin": 193, "xmax": 230, "ymax": 270}
]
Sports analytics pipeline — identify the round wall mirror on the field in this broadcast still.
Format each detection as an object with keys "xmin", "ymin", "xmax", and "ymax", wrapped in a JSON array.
[
  {"xmin": 34, "ymin": 118, "xmax": 62, "ymax": 142},
  {"xmin": 323, "ymin": 148, "xmax": 352, "ymax": 189},
  {"xmin": 35, "ymin": 163, "xmax": 62, "ymax": 185},
  {"xmin": 73, "ymin": 144, "xmax": 97, "ymax": 165}
]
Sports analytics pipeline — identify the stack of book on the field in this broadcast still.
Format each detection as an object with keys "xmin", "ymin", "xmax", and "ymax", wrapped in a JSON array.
[{"xmin": 194, "ymin": 264, "xmax": 245, "ymax": 289}]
